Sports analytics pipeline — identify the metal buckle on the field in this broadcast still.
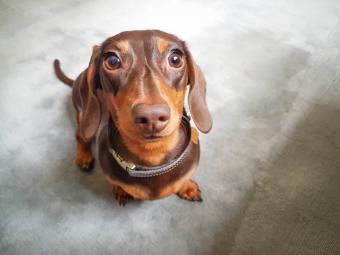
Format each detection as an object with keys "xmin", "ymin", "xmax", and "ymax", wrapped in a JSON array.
[{"xmin": 109, "ymin": 148, "xmax": 136, "ymax": 171}]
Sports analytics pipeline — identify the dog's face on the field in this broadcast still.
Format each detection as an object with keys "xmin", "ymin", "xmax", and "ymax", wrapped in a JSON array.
[
  {"xmin": 79, "ymin": 30, "xmax": 212, "ymax": 144},
  {"xmin": 100, "ymin": 31, "xmax": 187, "ymax": 142}
]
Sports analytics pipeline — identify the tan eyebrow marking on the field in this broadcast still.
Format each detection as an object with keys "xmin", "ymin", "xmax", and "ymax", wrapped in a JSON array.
[
  {"xmin": 116, "ymin": 40, "xmax": 130, "ymax": 53},
  {"xmin": 157, "ymin": 38, "xmax": 169, "ymax": 53}
]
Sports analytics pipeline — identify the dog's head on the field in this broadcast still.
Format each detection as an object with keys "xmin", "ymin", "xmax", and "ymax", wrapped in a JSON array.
[{"xmin": 80, "ymin": 30, "xmax": 212, "ymax": 144}]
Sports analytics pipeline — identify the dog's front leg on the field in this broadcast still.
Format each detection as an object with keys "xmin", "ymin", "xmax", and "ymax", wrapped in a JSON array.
[
  {"xmin": 176, "ymin": 179, "xmax": 202, "ymax": 202},
  {"xmin": 112, "ymin": 185, "xmax": 134, "ymax": 206},
  {"xmin": 75, "ymin": 133, "xmax": 94, "ymax": 171},
  {"xmin": 74, "ymin": 111, "xmax": 96, "ymax": 171}
]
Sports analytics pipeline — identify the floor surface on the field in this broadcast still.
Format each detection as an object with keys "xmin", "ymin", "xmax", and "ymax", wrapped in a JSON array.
[{"xmin": 1, "ymin": 0, "xmax": 340, "ymax": 254}]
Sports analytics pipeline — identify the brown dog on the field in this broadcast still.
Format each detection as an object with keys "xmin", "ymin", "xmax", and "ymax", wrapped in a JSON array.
[{"xmin": 54, "ymin": 30, "xmax": 212, "ymax": 205}]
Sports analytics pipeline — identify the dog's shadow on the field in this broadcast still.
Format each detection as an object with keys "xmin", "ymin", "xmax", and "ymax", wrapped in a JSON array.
[{"xmin": 49, "ymin": 95, "xmax": 143, "ymax": 208}]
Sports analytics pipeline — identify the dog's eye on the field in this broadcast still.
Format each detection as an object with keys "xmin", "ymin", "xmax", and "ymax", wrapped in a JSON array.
[
  {"xmin": 107, "ymin": 54, "xmax": 121, "ymax": 69},
  {"xmin": 168, "ymin": 52, "xmax": 183, "ymax": 68}
]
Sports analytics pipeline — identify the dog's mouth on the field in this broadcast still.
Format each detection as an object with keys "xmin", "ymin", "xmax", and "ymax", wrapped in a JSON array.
[{"xmin": 142, "ymin": 133, "xmax": 165, "ymax": 141}]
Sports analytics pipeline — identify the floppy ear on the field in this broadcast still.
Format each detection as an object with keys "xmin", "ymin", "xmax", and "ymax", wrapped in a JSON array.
[
  {"xmin": 184, "ymin": 43, "xmax": 213, "ymax": 133},
  {"xmin": 78, "ymin": 45, "xmax": 102, "ymax": 142}
]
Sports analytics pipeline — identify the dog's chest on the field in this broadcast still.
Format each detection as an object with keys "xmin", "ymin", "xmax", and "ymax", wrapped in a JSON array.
[{"xmin": 97, "ymin": 124, "xmax": 200, "ymax": 200}]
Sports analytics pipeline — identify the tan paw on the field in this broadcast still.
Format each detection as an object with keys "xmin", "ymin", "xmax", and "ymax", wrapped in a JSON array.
[
  {"xmin": 113, "ymin": 186, "xmax": 133, "ymax": 206},
  {"xmin": 177, "ymin": 179, "xmax": 202, "ymax": 202},
  {"xmin": 75, "ymin": 149, "xmax": 94, "ymax": 171}
]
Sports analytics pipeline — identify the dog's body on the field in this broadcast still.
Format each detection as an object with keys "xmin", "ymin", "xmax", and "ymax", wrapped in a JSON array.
[{"xmin": 54, "ymin": 30, "xmax": 212, "ymax": 205}]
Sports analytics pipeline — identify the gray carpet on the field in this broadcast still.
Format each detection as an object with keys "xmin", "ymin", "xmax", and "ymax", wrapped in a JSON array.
[{"xmin": 1, "ymin": 0, "xmax": 340, "ymax": 254}]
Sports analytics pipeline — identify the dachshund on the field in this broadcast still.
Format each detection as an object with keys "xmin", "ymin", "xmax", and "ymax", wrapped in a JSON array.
[{"xmin": 53, "ymin": 30, "xmax": 212, "ymax": 205}]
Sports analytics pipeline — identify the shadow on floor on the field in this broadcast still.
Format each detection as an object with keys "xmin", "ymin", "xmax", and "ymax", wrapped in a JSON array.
[{"xmin": 210, "ymin": 103, "xmax": 340, "ymax": 255}]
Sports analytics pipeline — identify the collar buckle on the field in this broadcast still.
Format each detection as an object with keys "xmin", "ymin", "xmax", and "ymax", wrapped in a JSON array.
[{"xmin": 109, "ymin": 148, "xmax": 136, "ymax": 171}]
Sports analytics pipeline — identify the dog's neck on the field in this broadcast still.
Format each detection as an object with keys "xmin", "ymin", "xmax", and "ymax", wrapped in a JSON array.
[
  {"xmin": 120, "ymin": 129, "xmax": 182, "ymax": 166},
  {"xmin": 109, "ymin": 119, "xmax": 187, "ymax": 167}
]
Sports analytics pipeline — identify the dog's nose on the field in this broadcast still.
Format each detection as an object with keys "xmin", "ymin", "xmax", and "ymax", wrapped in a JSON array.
[{"xmin": 133, "ymin": 103, "xmax": 170, "ymax": 133}]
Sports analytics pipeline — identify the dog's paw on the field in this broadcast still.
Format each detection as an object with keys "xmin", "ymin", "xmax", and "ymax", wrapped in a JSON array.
[
  {"xmin": 75, "ymin": 150, "xmax": 94, "ymax": 171},
  {"xmin": 177, "ymin": 179, "xmax": 202, "ymax": 202},
  {"xmin": 113, "ymin": 186, "xmax": 133, "ymax": 206}
]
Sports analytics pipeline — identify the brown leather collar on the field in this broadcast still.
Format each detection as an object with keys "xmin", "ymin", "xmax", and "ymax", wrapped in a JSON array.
[{"xmin": 108, "ymin": 112, "xmax": 192, "ymax": 178}]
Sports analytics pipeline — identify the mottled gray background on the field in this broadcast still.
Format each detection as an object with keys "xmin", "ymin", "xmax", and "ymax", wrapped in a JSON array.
[{"xmin": 1, "ymin": 0, "xmax": 340, "ymax": 254}]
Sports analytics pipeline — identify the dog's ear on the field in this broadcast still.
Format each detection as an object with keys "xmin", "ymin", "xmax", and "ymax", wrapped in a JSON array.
[
  {"xmin": 78, "ymin": 45, "xmax": 102, "ymax": 142},
  {"xmin": 184, "ymin": 43, "xmax": 213, "ymax": 133}
]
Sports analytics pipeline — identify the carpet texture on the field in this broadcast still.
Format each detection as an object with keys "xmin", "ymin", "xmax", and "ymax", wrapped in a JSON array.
[{"xmin": 1, "ymin": 0, "xmax": 340, "ymax": 254}]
